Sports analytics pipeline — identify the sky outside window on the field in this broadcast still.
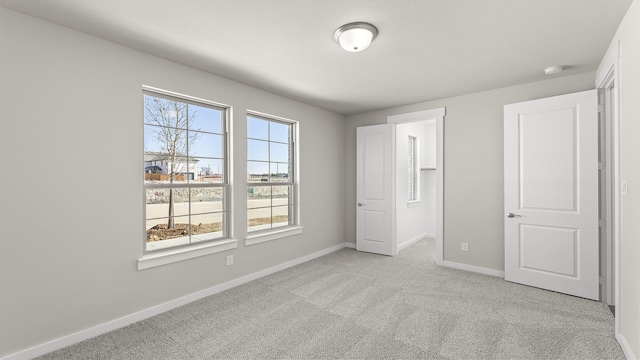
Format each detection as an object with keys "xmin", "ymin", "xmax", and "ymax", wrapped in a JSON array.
[
  {"xmin": 247, "ymin": 116, "xmax": 291, "ymax": 178},
  {"xmin": 144, "ymin": 95, "xmax": 225, "ymax": 177}
]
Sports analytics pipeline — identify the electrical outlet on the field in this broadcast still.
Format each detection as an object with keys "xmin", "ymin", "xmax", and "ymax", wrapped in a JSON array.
[
  {"xmin": 461, "ymin": 242, "xmax": 469, "ymax": 252},
  {"xmin": 226, "ymin": 255, "xmax": 234, "ymax": 266}
]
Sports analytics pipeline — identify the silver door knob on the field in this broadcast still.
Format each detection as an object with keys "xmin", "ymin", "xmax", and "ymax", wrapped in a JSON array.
[
  {"xmin": 506, "ymin": 213, "xmax": 522, "ymax": 218},
  {"xmin": 357, "ymin": 203, "xmax": 366, "ymax": 207}
]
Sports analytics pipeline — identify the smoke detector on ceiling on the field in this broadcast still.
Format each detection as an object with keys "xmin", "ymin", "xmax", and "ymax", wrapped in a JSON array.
[{"xmin": 544, "ymin": 65, "xmax": 564, "ymax": 75}]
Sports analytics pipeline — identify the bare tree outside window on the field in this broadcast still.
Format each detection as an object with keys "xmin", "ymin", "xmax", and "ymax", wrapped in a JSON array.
[
  {"xmin": 144, "ymin": 96, "xmax": 199, "ymax": 229},
  {"xmin": 143, "ymin": 90, "xmax": 228, "ymax": 252}
]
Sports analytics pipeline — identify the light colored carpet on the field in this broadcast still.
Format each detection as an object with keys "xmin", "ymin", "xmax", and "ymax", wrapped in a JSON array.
[{"xmin": 37, "ymin": 239, "xmax": 624, "ymax": 359}]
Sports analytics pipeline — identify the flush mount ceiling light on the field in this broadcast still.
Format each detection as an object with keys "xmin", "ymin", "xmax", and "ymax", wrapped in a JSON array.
[
  {"xmin": 544, "ymin": 65, "xmax": 564, "ymax": 75},
  {"xmin": 334, "ymin": 22, "xmax": 378, "ymax": 52}
]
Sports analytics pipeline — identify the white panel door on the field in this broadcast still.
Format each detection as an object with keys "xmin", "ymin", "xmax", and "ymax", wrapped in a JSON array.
[
  {"xmin": 357, "ymin": 124, "xmax": 396, "ymax": 255},
  {"xmin": 504, "ymin": 89, "xmax": 599, "ymax": 300}
]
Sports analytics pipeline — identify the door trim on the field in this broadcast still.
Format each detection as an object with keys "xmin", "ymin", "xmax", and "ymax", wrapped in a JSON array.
[
  {"xmin": 388, "ymin": 107, "xmax": 445, "ymax": 264},
  {"xmin": 596, "ymin": 41, "xmax": 620, "ymax": 332}
]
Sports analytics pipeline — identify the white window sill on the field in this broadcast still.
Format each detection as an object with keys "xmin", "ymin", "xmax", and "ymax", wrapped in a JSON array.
[
  {"xmin": 245, "ymin": 226, "xmax": 304, "ymax": 246},
  {"xmin": 138, "ymin": 239, "xmax": 238, "ymax": 270},
  {"xmin": 407, "ymin": 200, "xmax": 422, "ymax": 208}
]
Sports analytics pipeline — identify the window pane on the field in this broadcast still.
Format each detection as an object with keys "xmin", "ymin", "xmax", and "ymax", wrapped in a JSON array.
[
  {"xmin": 270, "ymin": 121, "xmax": 290, "ymax": 143},
  {"xmin": 191, "ymin": 188, "xmax": 224, "ymax": 214},
  {"xmin": 272, "ymin": 205, "xmax": 290, "ymax": 228},
  {"xmin": 144, "ymin": 95, "xmax": 188, "ymax": 129},
  {"xmin": 248, "ymin": 161, "xmax": 269, "ymax": 182},
  {"xmin": 408, "ymin": 136, "xmax": 417, "ymax": 201},
  {"xmin": 190, "ymin": 132, "xmax": 223, "ymax": 159},
  {"xmin": 144, "ymin": 124, "xmax": 165, "ymax": 153},
  {"xmin": 247, "ymin": 116, "xmax": 269, "ymax": 140},
  {"xmin": 247, "ymin": 139, "xmax": 269, "ymax": 161},
  {"xmin": 272, "ymin": 186, "xmax": 291, "ymax": 206},
  {"xmin": 195, "ymin": 158, "xmax": 224, "ymax": 183},
  {"xmin": 189, "ymin": 105, "xmax": 223, "ymax": 134},
  {"xmin": 190, "ymin": 212, "xmax": 224, "ymax": 243},
  {"xmin": 248, "ymin": 186, "xmax": 271, "ymax": 209},
  {"xmin": 146, "ymin": 125, "xmax": 187, "ymax": 155},
  {"xmin": 163, "ymin": 162, "xmax": 191, "ymax": 185},
  {"xmin": 144, "ymin": 148, "xmax": 167, "ymax": 183},
  {"xmin": 146, "ymin": 215, "xmax": 191, "ymax": 251},
  {"xmin": 248, "ymin": 208, "xmax": 272, "ymax": 232},
  {"xmin": 270, "ymin": 142, "xmax": 289, "ymax": 163},
  {"xmin": 270, "ymin": 163, "xmax": 290, "ymax": 182},
  {"xmin": 146, "ymin": 188, "xmax": 190, "ymax": 219}
]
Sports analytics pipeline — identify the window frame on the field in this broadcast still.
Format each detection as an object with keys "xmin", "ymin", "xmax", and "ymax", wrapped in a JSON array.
[
  {"xmin": 140, "ymin": 86, "xmax": 235, "ymax": 266},
  {"xmin": 245, "ymin": 111, "xmax": 302, "ymax": 245}
]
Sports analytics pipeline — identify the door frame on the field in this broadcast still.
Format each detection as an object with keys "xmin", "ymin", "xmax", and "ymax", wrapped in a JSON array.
[
  {"xmin": 388, "ymin": 107, "xmax": 445, "ymax": 264},
  {"xmin": 596, "ymin": 42, "xmax": 620, "ymax": 325}
]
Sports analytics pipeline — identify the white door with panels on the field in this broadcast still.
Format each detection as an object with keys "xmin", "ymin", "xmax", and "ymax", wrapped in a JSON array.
[
  {"xmin": 356, "ymin": 124, "xmax": 396, "ymax": 256},
  {"xmin": 504, "ymin": 89, "xmax": 599, "ymax": 300}
]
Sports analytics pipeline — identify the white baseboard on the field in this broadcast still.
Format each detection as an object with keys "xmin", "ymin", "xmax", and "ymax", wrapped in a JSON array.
[
  {"xmin": 1, "ymin": 242, "xmax": 348, "ymax": 360},
  {"xmin": 345, "ymin": 242, "xmax": 356, "ymax": 249},
  {"xmin": 616, "ymin": 333, "xmax": 636, "ymax": 360},
  {"xmin": 397, "ymin": 233, "xmax": 434, "ymax": 252},
  {"xmin": 440, "ymin": 260, "xmax": 505, "ymax": 278}
]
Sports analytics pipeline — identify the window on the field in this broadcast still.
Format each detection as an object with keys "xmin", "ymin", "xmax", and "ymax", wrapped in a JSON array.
[
  {"xmin": 246, "ymin": 114, "xmax": 296, "ymax": 234},
  {"xmin": 143, "ymin": 90, "xmax": 229, "ymax": 253},
  {"xmin": 408, "ymin": 135, "xmax": 418, "ymax": 201}
]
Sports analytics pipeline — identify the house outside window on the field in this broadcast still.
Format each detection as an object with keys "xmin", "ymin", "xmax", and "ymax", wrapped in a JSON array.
[
  {"xmin": 143, "ymin": 89, "xmax": 229, "ymax": 252},
  {"xmin": 246, "ymin": 114, "xmax": 297, "ymax": 233}
]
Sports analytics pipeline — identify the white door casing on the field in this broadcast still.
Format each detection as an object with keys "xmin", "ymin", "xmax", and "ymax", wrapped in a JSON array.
[
  {"xmin": 356, "ymin": 124, "xmax": 396, "ymax": 256},
  {"xmin": 504, "ymin": 89, "xmax": 599, "ymax": 300}
]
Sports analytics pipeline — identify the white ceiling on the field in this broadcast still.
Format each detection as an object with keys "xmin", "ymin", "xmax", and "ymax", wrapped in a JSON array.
[{"xmin": 1, "ymin": 0, "xmax": 633, "ymax": 115}]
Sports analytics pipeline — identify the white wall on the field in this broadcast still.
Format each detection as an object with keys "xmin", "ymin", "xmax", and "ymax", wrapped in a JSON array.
[
  {"xmin": 0, "ymin": 8, "xmax": 346, "ymax": 357},
  {"xmin": 422, "ymin": 120, "xmax": 437, "ymax": 167},
  {"xmin": 345, "ymin": 73, "xmax": 595, "ymax": 270},
  {"xmin": 600, "ymin": 1, "xmax": 640, "ymax": 357}
]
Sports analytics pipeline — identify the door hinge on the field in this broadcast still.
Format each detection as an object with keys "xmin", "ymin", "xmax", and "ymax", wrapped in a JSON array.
[
  {"xmin": 599, "ymin": 219, "xmax": 606, "ymax": 228},
  {"xmin": 598, "ymin": 161, "xmax": 606, "ymax": 170},
  {"xmin": 598, "ymin": 104, "xmax": 605, "ymax": 113},
  {"xmin": 599, "ymin": 276, "xmax": 606, "ymax": 285}
]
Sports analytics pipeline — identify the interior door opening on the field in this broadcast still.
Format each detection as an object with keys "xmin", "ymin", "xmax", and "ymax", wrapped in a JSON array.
[{"xmin": 355, "ymin": 107, "xmax": 445, "ymax": 262}]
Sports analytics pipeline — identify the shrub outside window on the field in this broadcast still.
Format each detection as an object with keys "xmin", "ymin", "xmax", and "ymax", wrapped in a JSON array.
[
  {"xmin": 143, "ymin": 90, "xmax": 229, "ymax": 252},
  {"xmin": 247, "ymin": 114, "xmax": 296, "ymax": 233}
]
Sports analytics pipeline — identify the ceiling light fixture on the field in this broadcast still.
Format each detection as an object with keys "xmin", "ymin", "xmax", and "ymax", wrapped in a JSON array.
[
  {"xmin": 544, "ymin": 65, "xmax": 564, "ymax": 75},
  {"xmin": 334, "ymin": 22, "xmax": 378, "ymax": 52}
]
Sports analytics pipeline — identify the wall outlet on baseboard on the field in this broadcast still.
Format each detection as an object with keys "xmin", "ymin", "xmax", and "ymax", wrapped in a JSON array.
[
  {"xmin": 226, "ymin": 255, "xmax": 234, "ymax": 266},
  {"xmin": 461, "ymin": 242, "xmax": 469, "ymax": 252}
]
